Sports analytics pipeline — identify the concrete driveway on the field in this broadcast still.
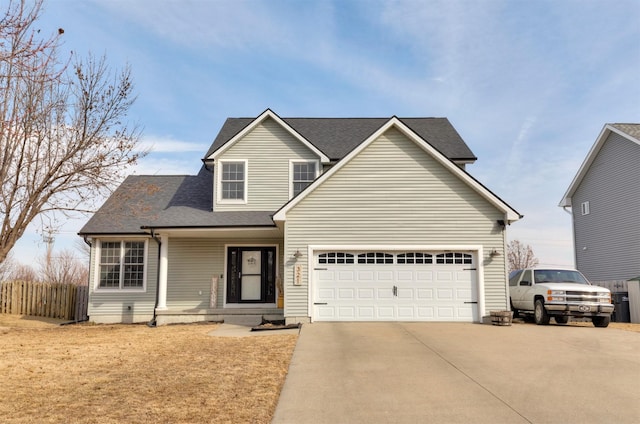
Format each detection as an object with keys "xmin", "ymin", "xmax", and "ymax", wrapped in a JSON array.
[{"xmin": 272, "ymin": 322, "xmax": 640, "ymax": 424}]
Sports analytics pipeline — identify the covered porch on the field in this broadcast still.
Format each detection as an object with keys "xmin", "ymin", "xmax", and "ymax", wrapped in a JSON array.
[{"xmin": 150, "ymin": 226, "xmax": 286, "ymax": 325}]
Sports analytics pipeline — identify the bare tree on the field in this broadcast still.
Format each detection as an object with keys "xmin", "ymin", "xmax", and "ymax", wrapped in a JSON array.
[
  {"xmin": 0, "ymin": 252, "xmax": 15, "ymax": 282},
  {"xmin": 39, "ymin": 248, "xmax": 88, "ymax": 285},
  {"xmin": 9, "ymin": 263, "xmax": 39, "ymax": 282},
  {"xmin": 507, "ymin": 240, "xmax": 539, "ymax": 273},
  {"xmin": 0, "ymin": 0, "xmax": 145, "ymax": 264}
]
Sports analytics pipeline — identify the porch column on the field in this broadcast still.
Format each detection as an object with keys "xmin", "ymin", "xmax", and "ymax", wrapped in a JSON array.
[{"xmin": 157, "ymin": 234, "xmax": 168, "ymax": 310}]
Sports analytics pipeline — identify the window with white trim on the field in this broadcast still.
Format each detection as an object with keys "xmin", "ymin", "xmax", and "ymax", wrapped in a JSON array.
[
  {"xmin": 397, "ymin": 252, "xmax": 433, "ymax": 264},
  {"xmin": 291, "ymin": 161, "xmax": 317, "ymax": 197},
  {"xmin": 357, "ymin": 252, "xmax": 394, "ymax": 264},
  {"xmin": 318, "ymin": 252, "xmax": 355, "ymax": 264},
  {"xmin": 220, "ymin": 161, "xmax": 246, "ymax": 201},
  {"xmin": 98, "ymin": 241, "xmax": 146, "ymax": 290},
  {"xmin": 581, "ymin": 201, "xmax": 590, "ymax": 215},
  {"xmin": 436, "ymin": 252, "xmax": 472, "ymax": 264}
]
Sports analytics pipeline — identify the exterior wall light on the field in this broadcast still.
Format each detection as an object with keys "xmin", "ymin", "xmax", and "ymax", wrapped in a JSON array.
[{"xmin": 293, "ymin": 249, "xmax": 303, "ymax": 260}]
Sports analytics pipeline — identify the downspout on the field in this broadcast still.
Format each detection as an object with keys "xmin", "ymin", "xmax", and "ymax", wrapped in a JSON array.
[
  {"xmin": 501, "ymin": 216, "xmax": 509, "ymax": 313},
  {"xmin": 147, "ymin": 228, "xmax": 161, "ymax": 327},
  {"xmin": 562, "ymin": 205, "xmax": 577, "ymax": 268}
]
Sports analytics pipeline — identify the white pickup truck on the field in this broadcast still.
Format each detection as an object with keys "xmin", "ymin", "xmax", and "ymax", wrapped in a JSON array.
[{"xmin": 509, "ymin": 268, "xmax": 614, "ymax": 327}]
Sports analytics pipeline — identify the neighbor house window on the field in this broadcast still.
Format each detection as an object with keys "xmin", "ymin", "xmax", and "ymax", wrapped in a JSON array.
[
  {"xmin": 98, "ymin": 240, "xmax": 146, "ymax": 290},
  {"xmin": 581, "ymin": 201, "xmax": 590, "ymax": 215},
  {"xmin": 220, "ymin": 161, "xmax": 246, "ymax": 201},
  {"xmin": 291, "ymin": 161, "xmax": 317, "ymax": 197}
]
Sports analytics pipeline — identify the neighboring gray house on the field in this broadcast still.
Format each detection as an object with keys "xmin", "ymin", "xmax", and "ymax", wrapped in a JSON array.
[
  {"xmin": 79, "ymin": 109, "xmax": 521, "ymax": 325},
  {"xmin": 560, "ymin": 123, "xmax": 640, "ymax": 285}
]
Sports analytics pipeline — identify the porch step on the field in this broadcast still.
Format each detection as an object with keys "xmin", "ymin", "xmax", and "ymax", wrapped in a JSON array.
[{"xmin": 223, "ymin": 315, "xmax": 263, "ymax": 327}]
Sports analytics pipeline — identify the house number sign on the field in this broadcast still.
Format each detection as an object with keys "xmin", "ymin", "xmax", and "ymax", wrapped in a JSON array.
[{"xmin": 294, "ymin": 264, "xmax": 302, "ymax": 286}]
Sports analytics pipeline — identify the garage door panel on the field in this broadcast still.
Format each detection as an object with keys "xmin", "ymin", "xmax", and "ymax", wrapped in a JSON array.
[
  {"xmin": 376, "ymin": 270, "xmax": 394, "ymax": 281},
  {"xmin": 397, "ymin": 270, "xmax": 414, "ymax": 282},
  {"xmin": 436, "ymin": 288, "xmax": 454, "ymax": 300},
  {"xmin": 338, "ymin": 307, "xmax": 356, "ymax": 318},
  {"xmin": 358, "ymin": 306, "xmax": 375, "ymax": 318},
  {"xmin": 317, "ymin": 288, "xmax": 335, "ymax": 300},
  {"xmin": 417, "ymin": 307, "xmax": 434, "ymax": 318},
  {"xmin": 357, "ymin": 270, "xmax": 374, "ymax": 281},
  {"xmin": 338, "ymin": 270, "xmax": 356, "ymax": 281},
  {"xmin": 417, "ymin": 288, "xmax": 433, "ymax": 299},
  {"xmin": 456, "ymin": 288, "xmax": 472, "ymax": 300},
  {"xmin": 437, "ymin": 307, "xmax": 455, "ymax": 318},
  {"xmin": 396, "ymin": 288, "xmax": 414, "ymax": 299},
  {"xmin": 317, "ymin": 306, "xmax": 336, "ymax": 319},
  {"xmin": 378, "ymin": 290, "xmax": 394, "ymax": 300},
  {"xmin": 338, "ymin": 288, "xmax": 355, "ymax": 299},
  {"xmin": 436, "ymin": 271, "xmax": 453, "ymax": 281},
  {"xmin": 357, "ymin": 288, "xmax": 374, "ymax": 299},
  {"xmin": 458, "ymin": 307, "xmax": 474, "ymax": 318},
  {"xmin": 397, "ymin": 307, "xmax": 415, "ymax": 318},
  {"xmin": 377, "ymin": 306, "xmax": 395, "ymax": 318},
  {"xmin": 416, "ymin": 271, "xmax": 433, "ymax": 281},
  {"xmin": 313, "ymin": 250, "xmax": 478, "ymax": 322}
]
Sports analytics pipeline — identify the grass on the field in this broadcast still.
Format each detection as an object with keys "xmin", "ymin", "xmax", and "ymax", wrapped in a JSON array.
[{"xmin": 0, "ymin": 315, "xmax": 298, "ymax": 424}]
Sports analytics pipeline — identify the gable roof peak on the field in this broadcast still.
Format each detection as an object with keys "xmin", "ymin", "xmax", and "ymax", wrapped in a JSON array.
[{"xmin": 205, "ymin": 112, "xmax": 476, "ymax": 163}]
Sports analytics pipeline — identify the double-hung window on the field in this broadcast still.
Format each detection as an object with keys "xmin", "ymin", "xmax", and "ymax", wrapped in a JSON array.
[
  {"xmin": 98, "ymin": 240, "xmax": 146, "ymax": 290},
  {"xmin": 220, "ymin": 161, "xmax": 246, "ymax": 202},
  {"xmin": 291, "ymin": 161, "xmax": 317, "ymax": 197}
]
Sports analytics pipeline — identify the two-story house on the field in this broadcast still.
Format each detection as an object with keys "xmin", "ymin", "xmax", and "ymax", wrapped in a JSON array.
[
  {"xmin": 560, "ymin": 123, "xmax": 640, "ymax": 286},
  {"xmin": 79, "ymin": 109, "xmax": 521, "ymax": 325}
]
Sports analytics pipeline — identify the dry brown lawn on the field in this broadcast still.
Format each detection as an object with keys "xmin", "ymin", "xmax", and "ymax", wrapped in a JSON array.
[{"xmin": 0, "ymin": 315, "xmax": 297, "ymax": 424}]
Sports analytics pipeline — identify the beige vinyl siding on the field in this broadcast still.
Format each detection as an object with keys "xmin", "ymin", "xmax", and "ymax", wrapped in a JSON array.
[
  {"xmin": 87, "ymin": 237, "xmax": 158, "ymax": 323},
  {"xmin": 166, "ymin": 237, "xmax": 284, "ymax": 310},
  {"xmin": 215, "ymin": 118, "xmax": 320, "ymax": 211},
  {"xmin": 283, "ymin": 128, "xmax": 508, "ymax": 318}
]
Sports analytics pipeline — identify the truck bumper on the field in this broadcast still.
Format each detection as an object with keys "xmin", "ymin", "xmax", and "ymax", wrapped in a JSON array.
[{"xmin": 545, "ymin": 303, "xmax": 614, "ymax": 316}]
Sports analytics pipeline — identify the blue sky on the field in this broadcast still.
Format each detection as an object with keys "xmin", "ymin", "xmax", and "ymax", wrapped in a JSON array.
[{"xmin": 11, "ymin": 0, "xmax": 640, "ymax": 268}]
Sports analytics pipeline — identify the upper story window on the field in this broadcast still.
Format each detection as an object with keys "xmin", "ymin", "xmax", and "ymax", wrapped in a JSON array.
[
  {"xmin": 291, "ymin": 161, "xmax": 318, "ymax": 197},
  {"xmin": 97, "ymin": 240, "xmax": 146, "ymax": 290},
  {"xmin": 220, "ymin": 160, "xmax": 247, "ymax": 203}
]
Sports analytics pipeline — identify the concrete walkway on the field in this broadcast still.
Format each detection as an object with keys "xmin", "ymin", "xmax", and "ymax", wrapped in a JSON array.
[{"xmin": 272, "ymin": 322, "xmax": 640, "ymax": 424}]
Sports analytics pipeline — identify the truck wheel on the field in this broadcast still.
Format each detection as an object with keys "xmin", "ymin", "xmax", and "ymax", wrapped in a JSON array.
[
  {"xmin": 592, "ymin": 316, "xmax": 610, "ymax": 328},
  {"xmin": 555, "ymin": 316, "xmax": 569, "ymax": 324},
  {"xmin": 534, "ymin": 299, "xmax": 550, "ymax": 325}
]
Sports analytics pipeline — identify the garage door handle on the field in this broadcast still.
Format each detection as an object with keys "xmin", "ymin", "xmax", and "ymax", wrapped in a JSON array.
[
  {"xmin": 314, "ymin": 268, "xmax": 328, "ymax": 271},
  {"xmin": 464, "ymin": 301, "xmax": 478, "ymax": 304},
  {"xmin": 314, "ymin": 302, "xmax": 328, "ymax": 305},
  {"xmin": 463, "ymin": 268, "xmax": 477, "ymax": 271}
]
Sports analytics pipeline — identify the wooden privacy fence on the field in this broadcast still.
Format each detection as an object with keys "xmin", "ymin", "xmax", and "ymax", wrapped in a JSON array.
[{"xmin": 0, "ymin": 281, "xmax": 88, "ymax": 321}]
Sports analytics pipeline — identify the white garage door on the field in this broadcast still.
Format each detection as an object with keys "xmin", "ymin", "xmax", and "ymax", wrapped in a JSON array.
[{"xmin": 313, "ymin": 251, "xmax": 478, "ymax": 322}]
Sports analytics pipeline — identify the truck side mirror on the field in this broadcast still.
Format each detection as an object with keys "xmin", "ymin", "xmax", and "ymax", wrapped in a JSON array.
[{"xmin": 519, "ymin": 280, "xmax": 531, "ymax": 286}]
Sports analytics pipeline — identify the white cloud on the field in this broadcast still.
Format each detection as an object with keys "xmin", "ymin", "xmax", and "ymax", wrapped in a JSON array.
[{"xmin": 138, "ymin": 135, "xmax": 208, "ymax": 153}]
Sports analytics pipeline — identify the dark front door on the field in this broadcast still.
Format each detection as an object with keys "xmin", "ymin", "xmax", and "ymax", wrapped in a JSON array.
[{"xmin": 226, "ymin": 246, "xmax": 276, "ymax": 304}]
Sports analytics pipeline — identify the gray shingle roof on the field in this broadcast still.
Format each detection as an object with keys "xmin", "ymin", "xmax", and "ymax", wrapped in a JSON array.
[
  {"xmin": 205, "ymin": 116, "xmax": 477, "ymax": 161},
  {"xmin": 611, "ymin": 123, "xmax": 640, "ymax": 141},
  {"xmin": 79, "ymin": 167, "xmax": 276, "ymax": 235},
  {"xmin": 81, "ymin": 114, "xmax": 478, "ymax": 235}
]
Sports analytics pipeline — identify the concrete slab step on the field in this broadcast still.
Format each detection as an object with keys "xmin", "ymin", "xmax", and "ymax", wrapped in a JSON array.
[{"xmin": 223, "ymin": 315, "xmax": 263, "ymax": 326}]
